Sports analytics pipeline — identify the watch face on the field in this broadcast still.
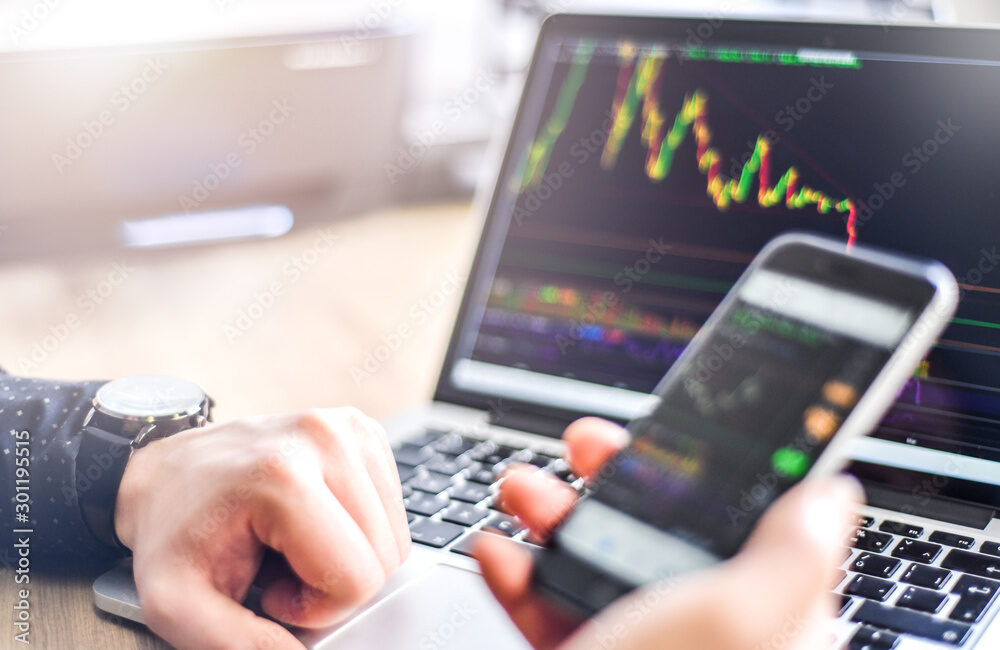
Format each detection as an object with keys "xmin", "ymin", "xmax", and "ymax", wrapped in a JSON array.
[{"xmin": 95, "ymin": 375, "xmax": 206, "ymax": 420}]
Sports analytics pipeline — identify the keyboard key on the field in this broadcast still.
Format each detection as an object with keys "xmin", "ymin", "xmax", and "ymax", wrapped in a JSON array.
[
  {"xmin": 949, "ymin": 574, "xmax": 1000, "ymax": 624},
  {"xmin": 836, "ymin": 594, "xmax": 853, "ymax": 617},
  {"xmin": 433, "ymin": 434, "xmax": 479, "ymax": 456},
  {"xmin": 397, "ymin": 465, "xmax": 416, "ymax": 484},
  {"xmin": 851, "ymin": 553, "xmax": 900, "ymax": 579},
  {"xmin": 526, "ymin": 452, "xmax": 557, "ymax": 468},
  {"xmin": 897, "ymin": 586, "xmax": 946, "ymax": 613},
  {"xmin": 853, "ymin": 529, "xmax": 893, "ymax": 553},
  {"xmin": 848, "ymin": 625, "xmax": 899, "ymax": 649},
  {"xmin": 929, "ymin": 531, "xmax": 975, "ymax": 549},
  {"xmin": 551, "ymin": 465, "xmax": 578, "ymax": 484},
  {"xmin": 404, "ymin": 428, "xmax": 447, "ymax": 447},
  {"xmin": 441, "ymin": 503, "xmax": 488, "ymax": 527},
  {"xmin": 393, "ymin": 444, "xmax": 434, "ymax": 467},
  {"xmin": 851, "ymin": 600, "xmax": 971, "ymax": 645},
  {"xmin": 404, "ymin": 492, "xmax": 449, "ymax": 517},
  {"xmin": 451, "ymin": 482, "xmax": 491, "ymax": 504},
  {"xmin": 450, "ymin": 531, "xmax": 492, "ymax": 558},
  {"xmin": 409, "ymin": 518, "xmax": 464, "ymax": 548},
  {"xmin": 470, "ymin": 443, "xmax": 518, "ymax": 466},
  {"xmin": 408, "ymin": 472, "xmax": 453, "ymax": 495},
  {"xmin": 845, "ymin": 575, "xmax": 896, "ymax": 601},
  {"xmin": 467, "ymin": 462, "xmax": 499, "ymax": 485},
  {"xmin": 901, "ymin": 563, "xmax": 951, "ymax": 590},
  {"xmin": 424, "ymin": 454, "xmax": 471, "ymax": 477},
  {"xmin": 879, "ymin": 520, "xmax": 924, "ymax": 538},
  {"xmin": 522, "ymin": 532, "xmax": 544, "ymax": 547},
  {"xmin": 980, "ymin": 541, "xmax": 1000, "ymax": 556},
  {"xmin": 487, "ymin": 494, "xmax": 511, "ymax": 514},
  {"xmin": 857, "ymin": 515, "xmax": 875, "ymax": 528},
  {"xmin": 482, "ymin": 513, "xmax": 524, "ymax": 537},
  {"xmin": 891, "ymin": 538, "xmax": 941, "ymax": 564},
  {"xmin": 941, "ymin": 549, "xmax": 1000, "ymax": 580},
  {"xmin": 401, "ymin": 484, "xmax": 413, "ymax": 499}
]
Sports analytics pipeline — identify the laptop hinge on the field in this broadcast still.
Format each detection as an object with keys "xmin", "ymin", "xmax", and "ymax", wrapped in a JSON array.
[{"xmin": 862, "ymin": 481, "xmax": 996, "ymax": 530}]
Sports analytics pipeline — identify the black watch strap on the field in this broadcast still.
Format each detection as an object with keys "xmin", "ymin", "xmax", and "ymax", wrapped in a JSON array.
[{"xmin": 77, "ymin": 426, "xmax": 134, "ymax": 551}]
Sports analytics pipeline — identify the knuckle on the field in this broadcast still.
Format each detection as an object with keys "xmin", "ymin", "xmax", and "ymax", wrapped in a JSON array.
[
  {"xmin": 297, "ymin": 408, "xmax": 334, "ymax": 439},
  {"xmin": 338, "ymin": 406, "xmax": 369, "ymax": 428},
  {"xmin": 337, "ymin": 562, "xmax": 386, "ymax": 606},
  {"xmin": 255, "ymin": 449, "xmax": 311, "ymax": 497}
]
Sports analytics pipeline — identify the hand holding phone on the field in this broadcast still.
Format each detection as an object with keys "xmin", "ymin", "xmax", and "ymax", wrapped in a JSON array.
[{"xmin": 532, "ymin": 233, "xmax": 958, "ymax": 616}]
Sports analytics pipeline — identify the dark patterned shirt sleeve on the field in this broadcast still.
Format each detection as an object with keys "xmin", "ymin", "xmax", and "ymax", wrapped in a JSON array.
[{"xmin": 1, "ymin": 374, "xmax": 128, "ymax": 571}]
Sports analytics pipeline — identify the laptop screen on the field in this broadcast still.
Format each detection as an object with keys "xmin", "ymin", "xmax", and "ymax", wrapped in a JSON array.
[{"xmin": 438, "ymin": 16, "xmax": 1000, "ymax": 482}]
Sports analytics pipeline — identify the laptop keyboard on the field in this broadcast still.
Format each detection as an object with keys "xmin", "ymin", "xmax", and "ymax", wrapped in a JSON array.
[
  {"xmin": 394, "ymin": 427, "xmax": 579, "ymax": 554},
  {"xmin": 393, "ymin": 427, "xmax": 1000, "ymax": 648},
  {"xmin": 839, "ymin": 514, "xmax": 1000, "ymax": 648}
]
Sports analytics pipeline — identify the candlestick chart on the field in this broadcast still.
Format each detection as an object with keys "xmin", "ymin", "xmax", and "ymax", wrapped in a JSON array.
[{"xmin": 517, "ymin": 44, "xmax": 860, "ymax": 244}]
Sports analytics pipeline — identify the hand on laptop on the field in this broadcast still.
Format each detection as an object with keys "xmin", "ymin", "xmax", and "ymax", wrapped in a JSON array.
[
  {"xmin": 476, "ymin": 417, "xmax": 863, "ymax": 650},
  {"xmin": 113, "ymin": 408, "xmax": 410, "ymax": 650}
]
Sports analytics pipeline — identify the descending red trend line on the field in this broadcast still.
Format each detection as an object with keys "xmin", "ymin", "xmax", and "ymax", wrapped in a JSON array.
[
  {"xmin": 602, "ymin": 51, "xmax": 859, "ymax": 244},
  {"xmin": 520, "ymin": 44, "xmax": 859, "ymax": 244}
]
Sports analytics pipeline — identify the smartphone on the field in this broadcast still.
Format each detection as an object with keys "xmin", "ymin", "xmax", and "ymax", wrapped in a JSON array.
[{"xmin": 532, "ymin": 232, "xmax": 959, "ymax": 616}]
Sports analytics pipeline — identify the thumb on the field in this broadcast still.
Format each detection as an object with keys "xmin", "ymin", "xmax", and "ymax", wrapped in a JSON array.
[
  {"xmin": 561, "ymin": 477, "xmax": 862, "ymax": 650},
  {"xmin": 739, "ymin": 475, "xmax": 862, "ymax": 578},
  {"xmin": 720, "ymin": 475, "xmax": 863, "ymax": 646},
  {"xmin": 136, "ymin": 562, "xmax": 304, "ymax": 650}
]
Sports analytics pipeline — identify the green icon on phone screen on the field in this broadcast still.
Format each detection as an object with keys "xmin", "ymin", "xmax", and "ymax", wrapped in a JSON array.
[{"xmin": 772, "ymin": 447, "xmax": 810, "ymax": 479}]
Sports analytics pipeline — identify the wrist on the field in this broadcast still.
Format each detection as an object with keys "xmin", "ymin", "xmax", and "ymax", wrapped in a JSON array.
[{"xmin": 114, "ymin": 446, "xmax": 151, "ymax": 551}]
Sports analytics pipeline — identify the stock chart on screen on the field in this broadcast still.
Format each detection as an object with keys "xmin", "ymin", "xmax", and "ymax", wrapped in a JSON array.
[{"xmin": 462, "ymin": 36, "xmax": 1000, "ymax": 459}]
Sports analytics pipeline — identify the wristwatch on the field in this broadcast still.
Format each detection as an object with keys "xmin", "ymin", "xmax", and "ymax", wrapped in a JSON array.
[{"xmin": 77, "ymin": 375, "xmax": 212, "ymax": 550}]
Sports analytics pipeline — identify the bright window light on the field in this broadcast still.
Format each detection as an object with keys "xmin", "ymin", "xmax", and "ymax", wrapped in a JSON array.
[{"xmin": 120, "ymin": 204, "xmax": 294, "ymax": 249}]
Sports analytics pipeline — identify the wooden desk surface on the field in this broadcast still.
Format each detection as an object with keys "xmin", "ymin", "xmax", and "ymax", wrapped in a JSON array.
[{"xmin": 0, "ymin": 201, "xmax": 477, "ymax": 649}]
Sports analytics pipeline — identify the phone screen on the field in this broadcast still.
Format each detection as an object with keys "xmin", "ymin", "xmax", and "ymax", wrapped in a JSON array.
[{"xmin": 553, "ymin": 249, "xmax": 936, "ymax": 587}]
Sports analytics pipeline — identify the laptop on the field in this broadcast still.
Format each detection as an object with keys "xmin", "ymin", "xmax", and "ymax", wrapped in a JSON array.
[{"xmin": 94, "ymin": 12, "xmax": 1000, "ymax": 650}]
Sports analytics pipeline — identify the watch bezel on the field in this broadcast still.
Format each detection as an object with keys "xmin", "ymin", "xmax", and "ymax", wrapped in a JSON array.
[{"xmin": 92, "ymin": 375, "xmax": 208, "ymax": 421}]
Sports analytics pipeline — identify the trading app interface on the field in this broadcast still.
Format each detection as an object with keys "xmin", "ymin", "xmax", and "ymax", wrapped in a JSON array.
[{"xmin": 563, "ymin": 265, "xmax": 918, "ymax": 569}]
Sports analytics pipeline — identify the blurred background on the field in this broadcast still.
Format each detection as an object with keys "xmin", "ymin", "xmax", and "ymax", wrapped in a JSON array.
[{"xmin": 2, "ymin": 0, "xmax": 998, "ymax": 421}]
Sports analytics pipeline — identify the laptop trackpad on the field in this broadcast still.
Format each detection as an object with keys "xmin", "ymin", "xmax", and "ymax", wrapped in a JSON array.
[{"xmin": 309, "ymin": 564, "xmax": 531, "ymax": 650}]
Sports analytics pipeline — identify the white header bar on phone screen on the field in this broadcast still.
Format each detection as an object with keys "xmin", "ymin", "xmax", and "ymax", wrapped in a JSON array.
[{"xmin": 738, "ymin": 269, "xmax": 913, "ymax": 348}]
